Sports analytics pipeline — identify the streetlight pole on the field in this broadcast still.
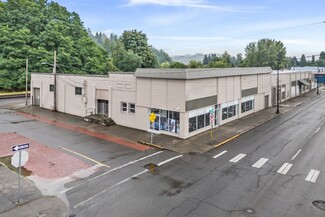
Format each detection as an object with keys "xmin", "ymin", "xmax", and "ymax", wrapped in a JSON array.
[
  {"xmin": 25, "ymin": 58, "xmax": 28, "ymax": 105},
  {"xmin": 53, "ymin": 51, "xmax": 57, "ymax": 111},
  {"xmin": 317, "ymin": 61, "xmax": 319, "ymax": 95}
]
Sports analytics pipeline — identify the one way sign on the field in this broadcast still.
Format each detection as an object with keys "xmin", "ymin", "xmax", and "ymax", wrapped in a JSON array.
[{"xmin": 12, "ymin": 143, "xmax": 30, "ymax": 152}]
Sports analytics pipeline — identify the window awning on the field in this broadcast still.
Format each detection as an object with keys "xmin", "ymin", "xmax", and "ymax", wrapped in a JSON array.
[{"xmin": 298, "ymin": 79, "xmax": 309, "ymax": 86}]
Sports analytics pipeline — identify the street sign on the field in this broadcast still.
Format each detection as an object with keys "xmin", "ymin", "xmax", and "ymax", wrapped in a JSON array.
[
  {"xmin": 149, "ymin": 112, "xmax": 156, "ymax": 123},
  {"xmin": 12, "ymin": 143, "xmax": 29, "ymax": 152},
  {"xmin": 11, "ymin": 150, "xmax": 29, "ymax": 168}
]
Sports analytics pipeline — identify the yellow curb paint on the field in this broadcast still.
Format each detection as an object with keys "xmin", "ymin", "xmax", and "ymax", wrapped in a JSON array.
[
  {"xmin": 58, "ymin": 146, "xmax": 111, "ymax": 168},
  {"xmin": 139, "ymin": 141, "xmax": 164, "ymax": 150},
  {"xmin": 214, "ymin": 134, "xmax": 240, "ymax": 148}
]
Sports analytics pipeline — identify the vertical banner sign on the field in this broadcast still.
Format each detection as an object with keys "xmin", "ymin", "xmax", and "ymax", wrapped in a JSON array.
[{"xmin": 210, "ymin": 109, "xmax": 214, "ymax": 140}]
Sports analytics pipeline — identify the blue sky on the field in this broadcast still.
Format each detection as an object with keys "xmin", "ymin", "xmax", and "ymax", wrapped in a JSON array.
[{"xmin": 54, "ymin": 0, "xmax": 325, "ymax": 57}]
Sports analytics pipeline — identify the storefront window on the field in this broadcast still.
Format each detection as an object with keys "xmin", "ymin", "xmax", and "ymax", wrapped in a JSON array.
[
  {"xmin": 149, "ymin": 109, "xmax": 180, "ymax": 134},
  {"xmin": 221, "ymin": 101, "xmax": 238, "ymax": 120},
  {"xmin": 188, "ymin": 105, "xmax": 215, "ymax": 133},
  {"xmin": 189, "ymin": 117, "xmax": 196, "ymax": 132}
]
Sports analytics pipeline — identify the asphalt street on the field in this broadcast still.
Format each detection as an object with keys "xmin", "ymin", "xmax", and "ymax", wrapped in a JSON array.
[
  {"xmin": 67, "ymin": 93, "xmax": 325, "ymax": 217},
  {"xmin": 0, "ymin": 93, "xmax": 325, "ymax": 217}
]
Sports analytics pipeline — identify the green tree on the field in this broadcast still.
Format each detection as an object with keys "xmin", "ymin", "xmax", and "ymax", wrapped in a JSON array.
[
  {"xmin": 236, "ymin": 53, "xmax": 243, "ymax": 66},
  {"xmin": 188, "ymin": 60, "xmax": 202, "ymax": 68},
  {"xmin": 300, "ymin": 54, "xmax": 307, "ymax": 67},
  {"xmin": 160, "ymin": 61, "xmax": 171, "ymax": 68},
  {"xmin": 245, "ymin": 38, "xmax": 286, "ymax": 69},
  {"xmin": 0, "ymin": 0, "xmax": 109, "ymax": 90},
  {"xmin": 170, "ymin": 61, "xmax": 187, "ymax": 68},
  {"xmin": 319, "ymin": 51, "xmax": 325, "ymax": 61},
  {"xmin": 120, "ymin": 30, "xmax": 158, "ymax": 68}
]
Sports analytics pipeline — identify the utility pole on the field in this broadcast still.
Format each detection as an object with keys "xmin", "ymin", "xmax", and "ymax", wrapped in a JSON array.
[
  {"xmin": 276, "ymin": 61, "xmax": 280, "ymax": 114},
  {"xmin": 317, "ymin": 61, "xmax": 320, "ymax": 95},
  {"xmin": 25, "ymin": 58, "xmax": 28, "ymax": 105},
  {"xmin": 53, "ymin": 51, "xmax": 57, "ymax": 111}
]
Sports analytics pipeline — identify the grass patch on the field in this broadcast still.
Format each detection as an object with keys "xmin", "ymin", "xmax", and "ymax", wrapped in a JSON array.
[{"xmin": 0, "ymin": 156, "xmax": 33, "ymax": 176}]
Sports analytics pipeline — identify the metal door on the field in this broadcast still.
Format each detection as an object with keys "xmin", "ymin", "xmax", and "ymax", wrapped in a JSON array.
[
  {"xmin": 97, "ymin": 100, "xmax": 108, "ymax": 115},
  {"xmin": 264, "ymin": 95, "xmax": 269, "ymax": 109},
  {"xmin": 33, "ymin": 88, "xmax": 40, "ymax": 106}
]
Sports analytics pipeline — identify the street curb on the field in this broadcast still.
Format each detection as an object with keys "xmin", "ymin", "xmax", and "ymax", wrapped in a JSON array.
[
  {"xmin": 138, "ymin": 141, "xmax": 165, "ymax": 150},
  {"xmin": 211, "ymin": 92, "xmax": 318, "ymax": 151}
]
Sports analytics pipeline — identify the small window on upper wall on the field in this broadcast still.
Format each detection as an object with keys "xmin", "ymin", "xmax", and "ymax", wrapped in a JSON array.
[
  {"xmin": 75, "ymin": 87, "xmax": 82, "ymax": 95},
  {"xmin": 121, "ymin": 102, "xmax": 127, "ymax": 112},
  {"xmin": 49, "ymin": 84, "xmax": 54, "ymax": 92},
  {"xmin": 129, "ymin": 103, "xmax": 135, "ymax": 113}
]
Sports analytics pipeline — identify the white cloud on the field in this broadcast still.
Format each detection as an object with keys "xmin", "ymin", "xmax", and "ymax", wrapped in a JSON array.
[
  {"xmin": 123, "ymin": 0, "xmax": 264, "ymax": 12},
  {"xmin": 148, "ymin": 36, "xmax": 230, "ymax": 41}
]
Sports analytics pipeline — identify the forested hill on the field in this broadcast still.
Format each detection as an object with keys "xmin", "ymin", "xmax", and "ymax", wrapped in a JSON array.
[{"xmin": 0, "ymin": 0, "xmax": 109, "ymax": 90}]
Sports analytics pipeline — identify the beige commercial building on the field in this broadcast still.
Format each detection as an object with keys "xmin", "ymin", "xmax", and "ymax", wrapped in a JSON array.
[{"xmin": 31, "ymin": 67, "xmax": 314, "ymax": 139}]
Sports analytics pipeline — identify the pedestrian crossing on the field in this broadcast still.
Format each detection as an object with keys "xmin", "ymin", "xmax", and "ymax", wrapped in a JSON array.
[{"xmin": 213, "ymin": 150, "xmax": 321, "ymax": 184}]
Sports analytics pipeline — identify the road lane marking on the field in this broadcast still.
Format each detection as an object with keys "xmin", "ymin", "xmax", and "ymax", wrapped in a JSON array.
[
  {"xmin": 315, "ymin": 127, "xmax": 321, "ymax": 133},
  {"xmin": 74, "ymin": 154, "xmax": 183, "ymax": 208},
  {"xmin": 157, "ymin": 155, "xmax": 183, "ymax": 166},
  {"xmin": 277, "ymin": 162, "xmax": 293, "ymax": 175},
  {"xmin": 252, "ymin": 158, "xmax": 269, "ymax": 168},
  {"xmin": 291, "ymin": 149, "xmax": 302, "ymax": 161},
  {"xmin": 58, "ymin": 146, "xmax": 111, "ymax": 168},
  {"xmin": 74, "ymin": 169, "xmax": 149, "ymax": 209},
  {"xmin": 213, "ymin": 150, "xmax": 227, "ymax": 159},
  {"xmin": 305, "ymin": 169, "xmax": 320, "ymax": 183},
  {"xmin": 229, "ymin": 153, "xmax": 246, "ymax": 163},
  {"xmin": 61, "ymin": 151, "xmax": 164, "ymax": 194}
]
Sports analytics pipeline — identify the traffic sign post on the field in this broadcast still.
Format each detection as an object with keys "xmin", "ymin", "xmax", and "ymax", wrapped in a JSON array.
[
  {"xmin": 12, "ymin": 143, "xmax": 30, "ymax": 204},
  {"xmin": 149, "ymin": 112, "xmax": 156, "ymax": 144}
]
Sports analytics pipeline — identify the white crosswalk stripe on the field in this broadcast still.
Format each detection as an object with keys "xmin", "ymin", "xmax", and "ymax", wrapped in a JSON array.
[
  {"xmin": 213, "ymin": 150, "xmax": 227, "ymax": 159},
  {"xmin": 305, "ymin": 169, "xmax": 320, "ymax": 183},
  {"xmin": 229, "ymin": 153, "xmax": 246, "ymax": 163},
  {"xmin": 277, "ymin": 162, "xmax": 293, "ymax": 175},
  {"xmin": 252, "ymin": 158, "xmax": 269, "ymax": 168}
]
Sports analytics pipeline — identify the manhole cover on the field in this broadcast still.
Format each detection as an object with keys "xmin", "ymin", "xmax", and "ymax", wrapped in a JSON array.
[
  {"xmin": 144, "ymin": 163, "xmax": 157, "ymax": 170},
  {"xmin": 313, "ymin": 200, "xmax": 325, "ymax": 211}
]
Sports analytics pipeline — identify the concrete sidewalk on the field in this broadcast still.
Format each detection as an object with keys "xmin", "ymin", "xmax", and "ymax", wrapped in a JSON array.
[
  {"xmin": 0, "ymin": 165, "xmax": 68, "ymax": 217},
  {"xmin": 11, "ymin": 89, "xmax": 320, "ymax": 155}
]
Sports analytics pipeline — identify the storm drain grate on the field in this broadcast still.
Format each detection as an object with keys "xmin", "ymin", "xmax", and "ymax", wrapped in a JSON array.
[{"xmin": 313, "ymin": 200, "xmax": 325, "ymax": 211}]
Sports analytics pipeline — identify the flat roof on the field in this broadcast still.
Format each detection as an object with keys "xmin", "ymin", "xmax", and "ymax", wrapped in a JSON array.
[{"xmin": 135, "ymin": 67, "xmax": 273, "ymax": 79}]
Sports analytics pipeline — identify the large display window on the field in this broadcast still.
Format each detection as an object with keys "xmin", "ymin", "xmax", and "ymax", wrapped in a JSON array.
[
  {"xmin": 149, "ymin": 109, "xmax": 180, "ymax": 134},
  {"xmin": 221, "ymin": 100, "xmax": 238, "ymax": 120},
  {"xmin": 189, "ymin": 106, "xmax": 214, "ymax": 133}
]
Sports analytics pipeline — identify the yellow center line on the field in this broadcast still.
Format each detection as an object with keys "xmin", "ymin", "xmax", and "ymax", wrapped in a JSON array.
[
  {"xmin": 214, "ymin": 134, "xmax": 240, "ymax": 148},
  {"xmin": 58, "ymin": 146, "xmax": 111, "ymax": 168}
]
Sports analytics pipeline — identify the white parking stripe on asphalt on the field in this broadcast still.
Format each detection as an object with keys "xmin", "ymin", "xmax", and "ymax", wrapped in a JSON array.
[
  {"xmin": 277, "ymin": 162, "xmax": 293, "ymax": 175},
  {"xmin": 305, "ymin": 169, "xmax": 320, "ymax": 183},
  {"xmin": 213, "ymin": 150, "xmax": 227, "ymax": 159},
  {"xmin": 229, "ymin": 153, "xmax": 246, "ymax": 163},
  {"xmin": 252, "ymin": 158, "xmax": 269, "ymax": 168}
]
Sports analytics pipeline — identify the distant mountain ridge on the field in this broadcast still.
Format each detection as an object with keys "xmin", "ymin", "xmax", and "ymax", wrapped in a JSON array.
[{"xmin": 172, "ymin": 53, "xmax": 221, "ymax": 64}]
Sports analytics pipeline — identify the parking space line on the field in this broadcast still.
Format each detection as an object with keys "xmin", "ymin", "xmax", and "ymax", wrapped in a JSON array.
[
  {"xmin": 277, "ymin": 162, "xmax": 293, "ymax": 175},
  {"xmin": 74, "ymin": 169, "xmax": 149, "ymax": 209},
  {"xmin": 252, "ymin": 158, "xmax": 269, "ymax": 168},
  {"xmin": 61, "ymin": 151, "xmax": 164, "ymax": 194},
  {"xmin": 229, "ymin": 153, "xmax": 246, "ymax": 163},
  {"xmin": 157, "ymin": 155, "xmax": 183, "ymax": 166},
  {"xmin": 58, "ymin": 146, "xmax": 111, "ymax": 168},
  {"xmin": 305, "ymin": 169, "xmax": 320, "ymax": 183},
  {"xmin": 291, "ymin": 149, "xmax": 301, "ymax": 161},
  {"xmin": 213, "ymin": 150, "xmax": 227, "ymax": 159}
]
